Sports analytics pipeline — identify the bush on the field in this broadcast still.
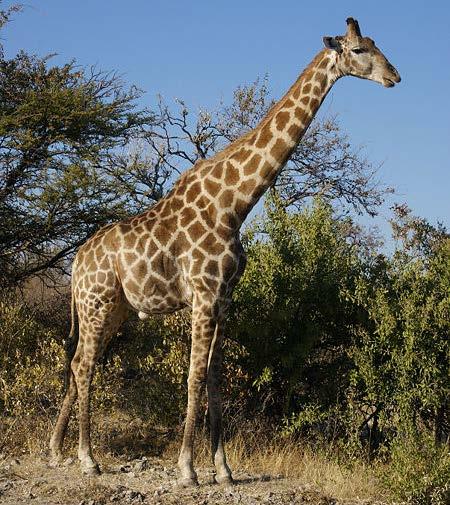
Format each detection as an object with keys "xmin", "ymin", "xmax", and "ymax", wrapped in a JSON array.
[
  {"xmin": 229, "ymin": 195, "xmax": 360, "ymax": 426},
  {"xmin": 99, "ymin": 312, "xmax": 191, "ymax": 426},
  {"xmin": 0, "ymin": 300, "xmax": 65, "ymax": 418},
  {"xmin": 348, "ymin": 219, "xmax": 449, "ymax": 450},
  {"xmin": 381, "ymin": 433, "xmax": 450, "ymax": 504},
  {"xmin": 0, "ymin": 202, "xmax": 448, "ymax": 503}
]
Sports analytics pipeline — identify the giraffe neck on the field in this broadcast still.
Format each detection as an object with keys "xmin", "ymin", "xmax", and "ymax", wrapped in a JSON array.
[{"xmin": 195, "ymin": 49, "xmax": 342, "ymax": 231}]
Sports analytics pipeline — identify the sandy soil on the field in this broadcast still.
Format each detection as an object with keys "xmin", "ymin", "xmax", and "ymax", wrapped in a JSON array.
[{"xmin": 0, "ymin": 454, "xmax": 361, "ymax": 505}]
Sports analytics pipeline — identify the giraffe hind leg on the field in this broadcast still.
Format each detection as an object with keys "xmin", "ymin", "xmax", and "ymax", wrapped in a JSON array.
[
  {"xmin": 50, "ymin": 290, "xmax": 80, "ymax": 466},
  {"xmin": 74, "ymin": 299, "xmax": 128, "ymax": 475},
  {"xmin": 49, "ymin": 368, "xmax": 78, "ymax": 466},
  {"xmin": 73, "ymin": 337, "xmax": 101, "ymax": 475}
]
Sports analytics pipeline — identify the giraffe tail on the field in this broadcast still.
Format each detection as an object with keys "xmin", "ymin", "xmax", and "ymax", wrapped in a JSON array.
[{"xmin": 63, "ymin": 282, "xmax": 78, "ymax": 393}]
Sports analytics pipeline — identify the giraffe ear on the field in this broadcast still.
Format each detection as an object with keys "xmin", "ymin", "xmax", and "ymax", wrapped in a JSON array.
[{"xmin": 323, "ymin": 36, "xmax": 342, "ymax": 53}]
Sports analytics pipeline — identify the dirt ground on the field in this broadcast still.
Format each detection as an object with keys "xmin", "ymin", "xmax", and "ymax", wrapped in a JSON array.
[{"xmin": 0, "ymin": 454, "xmax": 379, "ymax": 505}]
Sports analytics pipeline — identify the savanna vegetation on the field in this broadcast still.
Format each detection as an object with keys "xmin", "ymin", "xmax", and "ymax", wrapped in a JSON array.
[{"xmin": 0, "ymin": 4, "xmax": 448, "ymax": 504}]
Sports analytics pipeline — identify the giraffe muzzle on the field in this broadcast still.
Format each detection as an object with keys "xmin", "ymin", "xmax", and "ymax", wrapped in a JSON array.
[{"xmin": 383, "ymin": 64, "xmax": 401, "ymax": 87}]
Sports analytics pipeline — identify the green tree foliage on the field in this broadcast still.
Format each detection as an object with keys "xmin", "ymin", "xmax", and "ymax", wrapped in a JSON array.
[
  {"xmin": 1, "ymin": 202, "xmax": 448, "ymax": 502},
  {"xmin": 229, "ymin": 194, "xmax": 360, "ymax": 418},
  {"xmin": 0, "ymin": 2, "xmax": 21, "ymax": 34},
  {"xmin": 349, "ymin": 205, "xmax": 449, "ymax": 441},
  {"xmin": 0, "ymin": 50, "xmax": 163, "ymax": 284},
  {"xmin": 229, "ymin": 200, "xmax": 449, "ymax": 502},
  {"xmin": 346, "ymin": 207, "xmax": 450, "ymax": 502}
]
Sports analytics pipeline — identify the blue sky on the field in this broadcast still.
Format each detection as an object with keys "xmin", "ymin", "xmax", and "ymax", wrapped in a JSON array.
[{"xmin": 3, "ymin": 1, "xmax": 450, "ymax": 243}]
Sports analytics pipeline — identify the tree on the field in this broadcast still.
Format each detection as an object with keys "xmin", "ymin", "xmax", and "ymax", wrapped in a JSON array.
[
  {"xmin": 0, "ymin": 34, "xmax": 167, "ymax": 285},
  {"xmin": 346, "ymin": 207, "xmax": 450, "ymax": 502},
  {"xmin": 226, "ymin": 195, "xmax": 360, "ymax": 418},
  {"xmin": 349, "ymin": 206, "xmax": 449, "ymax": 444},
  {"xmin": 149, "ymin": 77, "xmax": 392, "ymax": 216},
  {"xmin": 0, "ymin": 2, "xmax": 21, "ymax": 35},
  {"xmin": 1, "ymin": 9, "xmax": 391, "ymax": 287}
]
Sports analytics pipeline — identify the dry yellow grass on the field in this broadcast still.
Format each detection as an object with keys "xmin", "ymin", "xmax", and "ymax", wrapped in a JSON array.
[
  {"xmin": 1, "ymin": 413, "xmax": 390, "ymax": 503},
  {"xmin": 164, "ymin": 430, "xmax": 387, "ymax": 503}
]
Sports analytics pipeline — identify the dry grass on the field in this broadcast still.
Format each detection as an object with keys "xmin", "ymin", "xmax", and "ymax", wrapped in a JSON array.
[
  {"xmin": 164, "ymin": 430, "xmax": 387, "ymax": 503},
  {"xmin": 236, "ymin": 441, "xmax": 384, "ymax": 502},
  {"xmin": 2, "ymin": 415, "xmax": 387, "ymax": 503}
]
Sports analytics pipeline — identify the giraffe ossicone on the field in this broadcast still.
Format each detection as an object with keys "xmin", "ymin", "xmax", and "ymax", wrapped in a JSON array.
[{"xmin": 49, "ymin": 17, "xmax": 400, "ymax": 484}]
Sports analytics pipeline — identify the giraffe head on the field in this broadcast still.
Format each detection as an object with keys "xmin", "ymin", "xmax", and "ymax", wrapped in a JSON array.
[{"xmin": 323, "ymin": 17, "xmax": 401, "ymax": 88}]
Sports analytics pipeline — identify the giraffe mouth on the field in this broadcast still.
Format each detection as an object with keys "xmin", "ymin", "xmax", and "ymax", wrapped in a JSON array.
[
  {"xmin": 382, "ymin": 71, "xmax": 401, "ymax": 88},
  {"xmin": 383, "ymin": 78, "xmax": 396, "ymax": 88}
]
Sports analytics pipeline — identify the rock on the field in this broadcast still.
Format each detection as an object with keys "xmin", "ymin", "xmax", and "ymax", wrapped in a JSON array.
[
  {"xmin": 110, "ymin": 486, "xmax": 145, "ymax": 503},
  {"xmin": 0, "ymin": 480, "xmax": 13, "ymax": 496},
  {"xmin": 132, "ymin": 457, "xmax": 148, "ymax": 473},
  {"xmin": 119, "ymin": 458, "xmax": 148, "ymax": 473},
  {"xmin": 63, "ymin": 457, "xmax": 75, "ymax": 467},
  {"xmin": 153, "ymin": 485, "xmax": 168, "ymax": 497},
  {"xmin": 224, "ymin": 487, "xmax": 234, "ymax": 498},
  {"xmin": 110, "ymin": 485, "xmax": 128, "ymax": 501},
  {"xmin": 1, "ymin": 459, "xmax": 20, "ymax": 473},
  {"xmin": 130, "ymin": 490, "xmax": 145, "ymax": 502}
]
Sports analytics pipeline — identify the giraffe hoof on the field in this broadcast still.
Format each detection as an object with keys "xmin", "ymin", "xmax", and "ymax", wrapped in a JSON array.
[
  {"xmin": 82, "ymin": 463, "xmax": 101, "ymax": 476},
  {"xmin": 178, "ymin": 477, "xmax": 199, "ymax": 488}
]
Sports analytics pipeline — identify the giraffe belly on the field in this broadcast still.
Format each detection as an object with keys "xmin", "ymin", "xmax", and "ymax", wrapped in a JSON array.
[
  {"xmin": 122, "ymin": 275, "xmax": 192, "ymax": 316},
  {"xmin": 117, "ymin": 244, "xmax": 192, "ymax": 316}
]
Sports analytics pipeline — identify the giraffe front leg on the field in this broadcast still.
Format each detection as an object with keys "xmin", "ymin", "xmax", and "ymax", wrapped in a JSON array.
[
  {"xmin": 178, "ymin": 304, "xmax": 217, "ymax": 487},
  {"xmin": 207, "ymin": 322, "xmax": 233, "ymax": 484}
]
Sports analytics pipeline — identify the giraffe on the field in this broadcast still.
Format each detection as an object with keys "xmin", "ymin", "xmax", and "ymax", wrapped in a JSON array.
[{"xmin": 49, "ymin": 18, "xmax": 400, "ymax": 485}]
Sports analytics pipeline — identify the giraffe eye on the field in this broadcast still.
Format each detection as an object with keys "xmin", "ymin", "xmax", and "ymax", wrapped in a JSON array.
[{"xmin": 352, "ymin": 48, "xmax": 366, "ymax": 55}]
